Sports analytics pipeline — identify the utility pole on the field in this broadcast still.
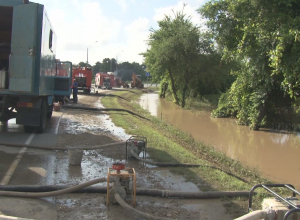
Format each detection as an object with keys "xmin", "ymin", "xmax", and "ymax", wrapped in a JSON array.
[{"xmin": 86, "ymin": 41, "xmax": 98, "ymax": 67}]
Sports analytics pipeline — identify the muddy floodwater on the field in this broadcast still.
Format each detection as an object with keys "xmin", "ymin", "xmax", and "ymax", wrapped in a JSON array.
[{"xmin": 139, "ymin": 93, "xmax": 300, "ymax": 189}]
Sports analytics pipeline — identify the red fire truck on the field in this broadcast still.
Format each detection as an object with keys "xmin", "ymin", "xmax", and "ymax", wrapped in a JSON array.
[
  {"xmin": 72, "ymin": 66, "xmax": 92, "ymax": 93},
  {"xmin": 95, "ymin": 73, "xmax": 114, "ymax": 89}
]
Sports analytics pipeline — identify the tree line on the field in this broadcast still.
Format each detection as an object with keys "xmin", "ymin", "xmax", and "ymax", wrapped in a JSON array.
[{"xmin": 142, "ymin": 1, "xmax": 300, "ymax": 130}]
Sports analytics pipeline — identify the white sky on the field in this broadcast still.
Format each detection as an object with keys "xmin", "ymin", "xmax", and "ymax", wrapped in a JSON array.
[{"xmin": 33, "ymin": 0, "xmax": 208, "ymax": 65}]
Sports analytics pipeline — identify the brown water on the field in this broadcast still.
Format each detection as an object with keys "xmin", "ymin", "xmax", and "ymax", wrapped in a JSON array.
[{"xmin": 139, "ymin": 93, "xmax": 300, "ymax": 189}]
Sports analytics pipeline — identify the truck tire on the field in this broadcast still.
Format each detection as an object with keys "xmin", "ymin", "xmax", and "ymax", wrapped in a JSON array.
[
  {"xmin": 47, "ymin": 104, "xmax": 53, "ymax": 119},
  {"xmin": 24, "ymin": 125, "xmax": 35, "ymax": 133},
  {"xmin": 36, "ymin": 101, "xmax": 47, "ymax": 134}
]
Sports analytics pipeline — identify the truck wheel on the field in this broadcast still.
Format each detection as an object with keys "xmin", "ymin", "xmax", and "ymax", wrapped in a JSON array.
[
  {"xmin": 36, "ymin": 101, "xmax": 47, "ymax": 134},
  {"xmin": 24, "ymin": 125, "xmax": 35, "ymax": 133}
]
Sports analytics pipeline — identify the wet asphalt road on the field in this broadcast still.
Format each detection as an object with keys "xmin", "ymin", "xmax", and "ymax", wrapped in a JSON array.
[
  {"xmin": 0, "ymin": 88, "xmax": 109, "ymax": 186},
  {"xmin": 0, "ymin": 111, "xmax": 63, "ymax": 186},
  {"xmin": 0, "ymin": 110, "xmax": 66, "ymax": 219},
  {"xmin": 0, "ymin": 89, "xmax": 116, "ymax": 219},
  {"xmin": 0, "ymin": 87, "xmax": 122, "ymax": 185}
]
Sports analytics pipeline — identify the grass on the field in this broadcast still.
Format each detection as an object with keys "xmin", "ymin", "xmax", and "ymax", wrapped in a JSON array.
[
  {"xmin": 161, "ymin": 90, "xmax": 220, "ymax": 112},
  {"xmin": 101, "ymin": 88, "xmax": 290, "ymax": 218}
]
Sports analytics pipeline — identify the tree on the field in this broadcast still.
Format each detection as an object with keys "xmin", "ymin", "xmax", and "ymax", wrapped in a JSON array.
[
  {"xmin": 101, "ymin": 58, "xmax": 111, "ymax": 72},
  {"xmin": 200, "ymin": 0, "xmax": 300, "ymax": 129},
  {"xmin": 144, "ymin": 8, "xmax": 224, "ymax": 107},
  {"xmin": 78, "ymin": 61, "xmax": 91, "ymax": 68},
  {"xmin": 92, "ymin": 61, "xmax": 101, "ymax": 76},
  {"xmin": 116, "ymin": 62, "xmax": 145, "ymax": 81}
]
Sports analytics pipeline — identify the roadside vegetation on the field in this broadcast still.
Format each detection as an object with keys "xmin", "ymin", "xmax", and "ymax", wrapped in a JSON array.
[
  {"xmin": 142, "ymin": 1, "xmax": 300, "ymax": 131},
  {"xmin": 101, "ymin": 89, "xmax": 286, "ymax": 218}
]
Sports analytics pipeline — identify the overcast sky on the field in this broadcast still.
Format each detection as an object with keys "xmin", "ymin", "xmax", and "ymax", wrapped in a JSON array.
[{"xmin": 32, "ymin": 0, "xmax": 208, "ymax": 65}]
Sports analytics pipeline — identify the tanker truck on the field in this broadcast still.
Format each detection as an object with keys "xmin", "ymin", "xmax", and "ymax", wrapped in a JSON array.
[{"xmin": 0, "ymin": 0, "xmax": 72, "ymax": 133}]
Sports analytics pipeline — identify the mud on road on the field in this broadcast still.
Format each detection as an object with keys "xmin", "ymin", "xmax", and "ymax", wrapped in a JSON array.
[{"xmin": 53, "ymin": 93, "xmax": 232, "ymax": 220}]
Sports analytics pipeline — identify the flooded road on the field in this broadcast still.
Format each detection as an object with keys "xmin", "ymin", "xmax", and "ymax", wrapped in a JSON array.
[{"xmin": 139, "ymin": 93, "xmax": 300, "ymax": 189}]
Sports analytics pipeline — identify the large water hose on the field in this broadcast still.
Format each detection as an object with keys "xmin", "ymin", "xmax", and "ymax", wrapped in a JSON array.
[
  {"xmin": 62, "ymin": 105, "xmax": 149, "ymax": 120},
  {"xmin": 87, "ymin": 93, "xmax": 130, "ymax": 102},
  {"xmin": 0, "ymin": 141, "xmax": 125, "ymax": 151},
  {"xmin": 0, "ymin": 185, "xmax": 252, "ymax": 198},
  {"xmin": 0, "ymin": 177, "xmax": 106, "ymax": 198},
  {"xmin": 0, "ymin": 180, "xmax": 252, "ymax": 220},
  {"xmin": 114, "ymin": 193, "xmax": 172, "ymax": 220},
  {"xmin": 130, "ymin": 149, "xmax": 248, "ymax": 183},
  {"xmin": 136, "ymin": 188, "xmax": 251, "ymax": 198}
]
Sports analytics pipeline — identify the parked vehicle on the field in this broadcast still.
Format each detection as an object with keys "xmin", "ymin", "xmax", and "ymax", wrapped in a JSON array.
[
  {"xmin": 131, "ymin": 72, "xmax": 144, "ymax": 88},
  {"xmin": 0, "ymin": 0, "xmax": 71, "ymax": 133},
  {"xmin": 95, "ymin": 73, "xmax": 113, "ymax": 89},
  {"xmin": 72, "ymin": 66, "xmax": 92, "ymax": 94}
]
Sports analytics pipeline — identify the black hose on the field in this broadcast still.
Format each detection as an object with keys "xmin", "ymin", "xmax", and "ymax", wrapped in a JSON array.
[
  {"xmin": 0, "ymin": 185, "xmax": 252, "ymax": 198},
  {"xmin": 114, "ymin": 193, "xmax": 173, "ymax": 220},
  {"xmin": 62, "ymin": 105, "xmax": 149, "ymax": 120},
  {"xmin": 89, "ymin": 93, "xmax": 130, "ymax": 102},
  {"xmin": 136, "ymin": 188, "xmax": 251, "ymax": 198},
  {"xmin": 130, "ymin": 150, "xmax": 248, "ymax": 183},
  {"xmin": 0, "ymin": 141, "xmax": 125, "ymax": 151}
]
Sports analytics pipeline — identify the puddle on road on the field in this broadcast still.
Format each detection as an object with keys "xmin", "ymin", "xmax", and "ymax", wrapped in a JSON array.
[
  {"xmin": 55, "ymin": 149, "xmax": 126, "ymax": 186},
  {"xmin": 63, "ymin": 119, "xmax": 105, "ymax": 134},
  {"xmin": 56, "ymin": 148, "xmax": 200, "ymax": 194},
  {"xmin": 62, "ymin": 101, "xmax": 130, "ymax": 140},
  {"xmin": 95, "ymin": 101, "xmax": 130, "ymax": 140}
]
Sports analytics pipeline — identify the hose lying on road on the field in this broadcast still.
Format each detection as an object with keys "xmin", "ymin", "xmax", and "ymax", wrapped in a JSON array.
[
  {"xmin": 130, "ymin": 149, "xmax": 248, "ymax": 183},
  {"xmin": 0, "ymin": 141, "xmax": 125, "ymax": 151},
  {"xmin": 64, "ymin": 96, "xmax": 72, "ymax": 103},
  {"xmin": 62, "ymin": 105, "xmax": 149, "ymax": 120},
  {"xmin": 114, "ymin": 192, "xmax": 172, "ymax": 220},
  {"xmin": 0, "ymin": 185, "xmax": 252, "ymax": 198},
  {"xmin": 0, "ymin": 177, "xmax": 106, "ymax": 198},
  {"xmin": 88, "ymin": 93, "xmax": 130, "ymax": 102}
]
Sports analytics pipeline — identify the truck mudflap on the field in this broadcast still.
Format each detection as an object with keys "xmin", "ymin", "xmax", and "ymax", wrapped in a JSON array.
[{"xmin": 16, "ymin": 107, "xmax": 41, "ymax": 126}]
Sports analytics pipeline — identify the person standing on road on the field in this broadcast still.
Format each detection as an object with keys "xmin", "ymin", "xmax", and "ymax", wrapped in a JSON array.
[{"xmin": 72, "ymin": 79, "xmax": 78, "ymax": 103}]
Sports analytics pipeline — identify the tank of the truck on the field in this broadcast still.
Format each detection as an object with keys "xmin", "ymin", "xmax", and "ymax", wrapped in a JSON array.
[
  {"xmin": 72, "ymin": 68, "xmax": 93, "ymax": 88},
  {"xmin": 53, "ymin": 61, "xmax": 72, "ymax": 98},
  {"xmin": 0, "ymin": 0, "xmax": 57, "ymax": 96}
]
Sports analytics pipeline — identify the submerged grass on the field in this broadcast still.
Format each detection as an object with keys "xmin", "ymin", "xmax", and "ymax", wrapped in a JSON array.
[{"xmin": 101, "ymin": 89, "xmax": 283, "ymax": 218}]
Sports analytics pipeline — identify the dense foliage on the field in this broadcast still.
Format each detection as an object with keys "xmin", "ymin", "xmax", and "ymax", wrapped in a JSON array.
[
  {"xmin": 199, "ymin": 0, "xmax": 300, "ymax": 129},
  {"xmin": 143, "ymin": 9, "xmax": 234, "ymax": 107}
]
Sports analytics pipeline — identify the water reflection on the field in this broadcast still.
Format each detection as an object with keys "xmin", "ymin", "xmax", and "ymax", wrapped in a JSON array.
[{"xmin": 139, "ymin": 93, "xmax": 300, "ymax": 189}]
